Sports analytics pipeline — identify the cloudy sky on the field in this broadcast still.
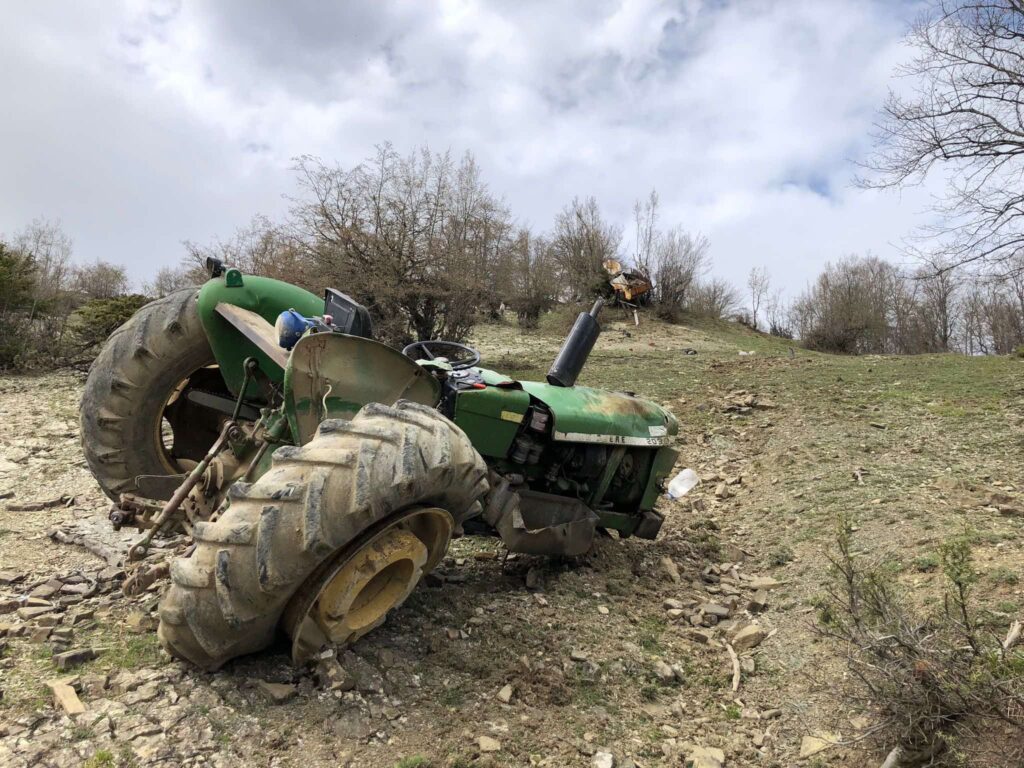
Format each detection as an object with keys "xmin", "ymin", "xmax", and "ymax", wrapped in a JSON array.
[{"xmin": 1, "ymin": 0, "xmax": 936, "ymax": 296}]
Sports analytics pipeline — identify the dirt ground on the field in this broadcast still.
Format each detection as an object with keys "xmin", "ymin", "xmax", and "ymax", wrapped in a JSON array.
[{"xmin": 0, "ymin": 313, "xmax": 1021, "ymax": 768}]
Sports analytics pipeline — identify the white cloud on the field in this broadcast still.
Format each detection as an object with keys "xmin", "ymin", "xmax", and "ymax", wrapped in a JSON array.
[{"xmin": 0, "ymin": 0, "xmax": 928, "ymax": 297}]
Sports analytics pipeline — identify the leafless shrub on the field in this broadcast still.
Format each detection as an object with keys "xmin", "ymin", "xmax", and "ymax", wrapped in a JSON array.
[
  {"xmin": 862, "ymin": 1, "xmax": 1024, "ymax": 277},
  {"xmin": 818, "ymin": 518, "xmax": 1024, "ymax": 767}
]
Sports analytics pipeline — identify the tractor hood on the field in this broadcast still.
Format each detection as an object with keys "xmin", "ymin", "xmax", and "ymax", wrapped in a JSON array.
[
  {"xmin": 473, "ymin": 367, "xmax": 677, "ymax": 447},
  {"xmin": 519, "ymin": 381, "xmax": 677, "ymax": 447}
]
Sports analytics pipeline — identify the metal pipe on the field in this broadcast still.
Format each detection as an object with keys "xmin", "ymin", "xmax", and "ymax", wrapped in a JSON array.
[{"xmin": 127, "ymin": 421, "xmax": 235, "ymax": 561}]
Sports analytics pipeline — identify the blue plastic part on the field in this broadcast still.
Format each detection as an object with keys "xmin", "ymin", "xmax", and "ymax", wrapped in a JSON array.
[{"xmin": 275, "ymin": 309, "xmax": 315, "ymax": 350}]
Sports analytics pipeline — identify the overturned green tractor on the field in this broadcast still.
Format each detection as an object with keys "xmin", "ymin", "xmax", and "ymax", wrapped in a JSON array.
[{"xmin": 81, "ymin": 261, "xmax": 678, "ymax": 670}]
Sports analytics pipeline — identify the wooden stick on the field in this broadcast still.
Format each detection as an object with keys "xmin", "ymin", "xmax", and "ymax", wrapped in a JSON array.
[
  {"xmin": 1004, "ymin": 620, "xmax": 1022, "ymax": 651},
  {"xmin": 727, "ymin": 643, "xmax": 741, "ymax": 692}
]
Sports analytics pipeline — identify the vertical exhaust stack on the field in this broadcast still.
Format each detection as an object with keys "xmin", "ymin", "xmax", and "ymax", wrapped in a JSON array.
[{"xmin": 546, "ymin": 298, "xmax": 604, "ymax": 387}]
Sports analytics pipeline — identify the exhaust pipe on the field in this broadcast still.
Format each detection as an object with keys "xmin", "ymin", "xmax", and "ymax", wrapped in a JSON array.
[{"xmin": 546, "ymin": 298, "xmax": 604, "ymax": 387}]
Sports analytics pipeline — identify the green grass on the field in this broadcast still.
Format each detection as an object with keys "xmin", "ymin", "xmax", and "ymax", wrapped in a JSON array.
[
  {"xmin": 394, "ymin": 757, "xmax": 429, "ymax": 768},
  {"xmin": 988, "ymin": 566, "xmax": 1020, "ymax": 587},
  {"xmin": 83, "ymin": 751, "xmax": 115, "ymax": 768}
]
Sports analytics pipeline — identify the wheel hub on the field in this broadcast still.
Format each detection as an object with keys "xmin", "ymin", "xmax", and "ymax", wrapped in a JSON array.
[{"xmin": 284, "ymin": 506, "xmax": 453, "ymax": 663}]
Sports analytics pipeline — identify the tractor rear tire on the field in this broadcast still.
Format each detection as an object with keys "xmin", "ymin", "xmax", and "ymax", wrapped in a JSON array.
[
  {"xmin": 157, "ymin": 401, "xmax": 488, "ymax": 670},
  {"xmin": 80, "ymin": 287, "xmax": 214, "ymax": 501}
]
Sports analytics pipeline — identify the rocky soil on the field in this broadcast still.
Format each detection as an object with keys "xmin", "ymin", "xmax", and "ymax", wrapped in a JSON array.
[{"xmin": 0, "ymin": 316, "xmax": 1021, "ymax": 768}]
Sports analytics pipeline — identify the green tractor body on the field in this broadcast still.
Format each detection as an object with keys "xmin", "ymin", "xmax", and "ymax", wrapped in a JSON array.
[
  {"xmin": 82, "ymin": 265, "xmax": 678, "ymax": 669},
  {"xmin": 193, "ymin": 268, "xmax": 677, "ymax": 540}
]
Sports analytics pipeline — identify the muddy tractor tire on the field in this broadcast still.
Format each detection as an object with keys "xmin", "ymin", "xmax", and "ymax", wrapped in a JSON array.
[
  {"xmin": 81, "ymin": 287, "xmax": 220, "ymax": 501},
  {"xmin": 157, "ymin": 401, "xmax": 488, "ymax": 670}
]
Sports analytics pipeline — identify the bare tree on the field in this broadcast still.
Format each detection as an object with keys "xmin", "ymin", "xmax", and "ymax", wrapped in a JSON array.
[
  {"xmin": 688, "ymin": 276, "xmax": 740, "ymax": 320},
  {"xmin": 652, "ymin": 228, "xmax": 710, "ymax": 319},
  {"xmin": 632, "ymin": 189, "xmax": 658, "ymax": 279},
  {"xmin": 862, "ymin": 1, "xmax": 1024, "ymax": 274},
  {"xmin": 289, "ymin": 145, "xmax": 512, "ymax": 343},
  {"xmin": 143, "ymin": 266, "xmax": 201, "ymax": 297},
  {"xmin": 73, "ymin": 261, "xmax": 129, "ymax": 300},
  {"xmin": 747, "ymin": 266, "xmax": 770, "ymax": 330},
  {"xmin": 551, "ymin": 197, "xmax": 621, "ymax": 301}
]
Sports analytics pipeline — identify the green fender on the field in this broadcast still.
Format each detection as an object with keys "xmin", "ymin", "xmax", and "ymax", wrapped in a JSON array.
[{"xmin": 196, "ymin": 271, "xmax": 324, "ymax": 397}]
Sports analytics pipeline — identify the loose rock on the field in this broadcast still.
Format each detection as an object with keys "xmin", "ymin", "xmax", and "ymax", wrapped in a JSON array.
[
  {"xmin": 479, "ymin": 735, "xmax": 501, "ymax": 753},
  {"xmin": 730, "ymin": 623, "xmax": 768, "ymax": 652},
  {"xmin": 660, "ymin": 557, "xmax": 681, "ymax": 584},
  {"xmin": 257, "ymin": 681, "xmax": 296, "ymax": 704}
]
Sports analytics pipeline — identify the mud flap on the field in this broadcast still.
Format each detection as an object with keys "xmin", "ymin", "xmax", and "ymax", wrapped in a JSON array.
[{"xmin": 486, "ymin": 483, "xmax": 598, "ymax": 557}]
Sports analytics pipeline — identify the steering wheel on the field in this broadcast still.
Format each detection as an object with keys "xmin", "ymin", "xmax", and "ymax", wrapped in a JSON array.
[{"xmin": 401, "ymin": 340, "xmax": 481, "ymax": 371}]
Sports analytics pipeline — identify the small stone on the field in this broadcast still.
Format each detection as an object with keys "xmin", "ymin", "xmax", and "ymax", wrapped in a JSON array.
[
  {"xmin": 592, "ymin": 751, "xmax": 614, "ymax": 768},
  {"xmin": 46, "ymin": 679, "xmax": 85, "ymax": 716},
  {"xmin": 50, "ymin": 627, "xmax": 73, "ymax": 643},
  {"xmin": 332, "ymin": 711, "xmax": 374, "ymax": 740},
  {"xmin": 653, "ymin": 660, "xmax": 675, "ymax": 683},
  {"xmin": 525, "ymin": 567, "xmax": 544, "ymax": 590},
  {"xmin": 666, "ymin": 608, "xmax": 685, "ymax": 620},
  {"xmin": 257, "ymin": 681, "xmax": 296, "ymax": 704},
  {"xmin": 29, "ymin": 626, "xmax": 52, "ymax": 643},
  {"xmin": 748, "ymin": 576, "xmax": 783, "ymax": 591},
  {"xmin": 687, "ymin": 745, "xmax": 725, "ymax": 768},
  {"xmin": 124, "ymin": 612, "xmax": 153, "ymax": 633},
  {"xmin": 496, "ymin": 684, "xmax": 514, "ymax": 704},
  {"xmin": 316, "ymin": 657, "xmax": 355, "ymax": 692},
  {"xmin": 70, "ymin": 610, "xmax": 95, "ymax": 625},
  {"xmin": 660, "ymin": 557, "xmax": 681, "ymax": 584},
  {"xmin": 700, "ymin": 603, "xmax": 731, "ymax": 619},
  {"xmin": 16, "ymin": 606, "xmax": 54, "ymax": 621},
  {"xmin": 670, "ymin": 663, "xmax": 687, "ymax": 683},
  {"xmin": 761, "ymin": 708, "xmax": 782, "ymax": 719},
  {"xmin": 800, "ymin": 732, "xmax": 841, "ymax": 758},
  {"xmin": 746, "ymin": 590, "xmax": 769, "ymax": 613},
  {"xmin": 570, "ymin": 649, "xmax": 588, "ymax": 662},
  {"xmin": 663, "ymin": 598, "xmax": 685, "ymax": 611},
  {"xmin": 53, "ymin": 647, "xmax": 96, "ymax": 671},
  {"xmin": 730, "ymin": 623, "xmax": 768, "ymax": 652},
  {"xmin": 97, "ymin": 566, "xmax": 124, "ymax": 582},
  {"xmin": 714, "ymin": 483, "xmax": 732, "ymax": 500},
  {"xmin": 597, "ymin": 605, "xmax": 609, "ymax": 615},
  {"xmin": 478, "ymin": 735, "xmax": 501, "ymax": 753},
  {"xmin": 683, "ymin": 628, "xmax": 714, "ymax": 644},
  {"xmin": 0, "ymin": 571, "xmax": 24, "ymax": 585}
]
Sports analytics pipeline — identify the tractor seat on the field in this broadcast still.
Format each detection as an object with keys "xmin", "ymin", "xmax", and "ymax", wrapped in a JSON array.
[{"xmin": 324, "ymin": 288, "xmax": 373, "ymax": 339}]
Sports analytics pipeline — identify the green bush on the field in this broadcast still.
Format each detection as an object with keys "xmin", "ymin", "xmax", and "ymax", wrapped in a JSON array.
[{"xmin": 65, "ymin": 295, "xmax": 150, "ymax": 368}]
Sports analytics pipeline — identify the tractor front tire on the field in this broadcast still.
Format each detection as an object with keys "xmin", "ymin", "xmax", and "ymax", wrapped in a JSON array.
[
  {"xmin": 81, "ymin": 287, "xmax": 214, "ymax": 500},
  {"xmin": 157, "ymin": 401, "xmax": 488, "ymax": 670}
]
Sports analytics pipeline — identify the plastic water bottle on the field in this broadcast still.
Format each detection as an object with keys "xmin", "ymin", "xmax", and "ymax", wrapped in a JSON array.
[{"xmin": 666, "ymin": 468, "xmax": 700, "ymax": 499}]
